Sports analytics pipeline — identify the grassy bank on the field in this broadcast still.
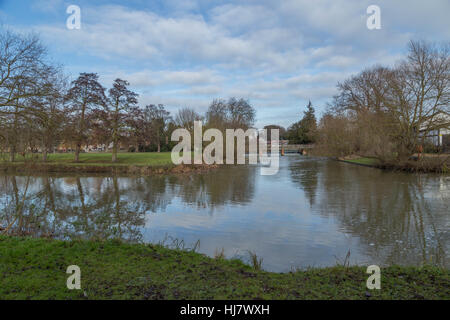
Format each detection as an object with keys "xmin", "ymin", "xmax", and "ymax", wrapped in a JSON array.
[
  {"xmin": 0, "ymin": 152, "xmax": 216, "ymax": 175},
  {"xmin": 0, "ymin": 152, "xmax": 174, "ymax": 167},
  {"xmin": 338, "ymin": 155, "xmax": 450, "ymax": 173},
  {"xmin": 0, "ymin": 236, "xmax": 448, "ymax": 300},
  {"xmin": 339, "ymin": 157, "xmax": 379, "ymax": 166}
]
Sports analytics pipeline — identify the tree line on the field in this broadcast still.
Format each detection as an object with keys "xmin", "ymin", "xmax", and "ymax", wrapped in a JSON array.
[
  {"xmin": 0, "ymin": 29, "xmax": 256, "ymax": 163},
  {"xmin": 4, "ymin": 27, "xmax": 445, "ymax": 164},
  {"xmin": 271, "ymin": 40, "xmax": 449, "ymax": 161},
  {"xmin": 316, "ymin": 40, "xmax": 449, "ymax": 161}
]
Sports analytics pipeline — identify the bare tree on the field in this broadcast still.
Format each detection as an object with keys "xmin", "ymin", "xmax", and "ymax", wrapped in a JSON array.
[
  {"xmin": 66, "ymin": 73, "xmax": 106, "ymax": 162},
  {"xmin": 205, "ymin": 97, "xmax": 256, "ymax": 130},
  {"xmin": 105, "ymin": 79, "xmax": 138, "ymax": 162},
  {"xmin": 387, "ymin": 40, "xmax": 450, "ymax": 158},
  {"xmin": 30, "ymin": 68, "xmax": 67, "ymax": 161},
  {"xmin": 144, "ymin": 104, "xmax": 171, "ymax": 153},
  {"xmin": 0, "ymin": 30, "xmax": 49, "ymax": 161},
  {"xmin": 175, "ymin": 107, "xmax": 203, "ymax": 131},
  {"xmin": 227, "ymin": 97, "xmax": 256, "ymax": 129},
  {"xmin": 328, "ymin": 40, "xmax": 449, "ymax": 160},
  {"xmin": 205, "ymin": 99, "xmax": 228, "ymax": 131}
]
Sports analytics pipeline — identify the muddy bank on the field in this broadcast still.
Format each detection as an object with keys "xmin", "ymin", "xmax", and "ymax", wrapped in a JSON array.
[
  {"xmin": 0, "ymin": 162, "xmax": 218, "ymax": 175},
  {"xmin": 375, "ymin": 161, "xmax": 449, "ymax": 174},
  {"xmin": 335, "ymin": 155, "xmax": 449, "ymax": 174}
]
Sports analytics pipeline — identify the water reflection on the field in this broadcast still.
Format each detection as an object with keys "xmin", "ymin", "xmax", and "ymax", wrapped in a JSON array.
[
  {"xmin": 0, "ymin": 166, "xmax": 256, "ymax": 240},
  {"xmin": 0, "ymin": 157, "xmax": 448, "ymax": 271},
  {"xmin": 289, "ymin": 158, "xmax": 449, "ymax": 267},
  {"xmin": 0, "ymin": 176, "xmax": 147, "ymax": 241},
  {"xmin": 289, "ymin": 158, "xmax": 321, "ymax": 207}
]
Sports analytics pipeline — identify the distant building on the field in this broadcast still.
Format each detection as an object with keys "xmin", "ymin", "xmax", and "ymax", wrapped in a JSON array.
[
  {"xmin": 426, "ymin": 128, "xmax": 450, "ymax": 148},
  {"xmin": 420, "ymin": 113, "xmax": 450, "ymax": 151}
]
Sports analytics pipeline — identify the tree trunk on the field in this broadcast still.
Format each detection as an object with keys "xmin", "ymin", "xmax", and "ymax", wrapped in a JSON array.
[
  {"xmin": 112, "ymin": 141, "xmax": 118, "ymax": 162},
  {"xmin": 75, "ymin": 144, "xmax": 81, "ymax": 162},
  {"xmin": 157, "ymin": 131, "xmax": 161, "ymax": 152},
  {"xmin": 75, "ymin": 104, "xmax": 86, "ymax": 163},
  {"xmin": 10, "ymin": 106, "xmax": 18, "ymax": 162},
  {"xmin": 112, "ymin": 113, "xmax": 118, "ymax": 162},
  {"xmin": 42, "ymin": 149, "xmax": 47, "ymax": 162},
  {"xmin": 9, "ymin": 146, "xmax": 15, "ymax": 162}
]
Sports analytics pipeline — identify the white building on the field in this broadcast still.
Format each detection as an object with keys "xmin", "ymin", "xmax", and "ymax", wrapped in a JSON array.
[{"xmin": 421, "ymin": 113, "xmax": 450, "ymax": 150}]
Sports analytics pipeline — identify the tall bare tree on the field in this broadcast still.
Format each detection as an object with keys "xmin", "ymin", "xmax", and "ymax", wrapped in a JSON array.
[
  {"xmin": 328, "ymin": 40, "xmax": 449, "ymax": 160},
  {"xmin": 205, "ymin": 97, "xmax": 256, "ymax": 130},
  {"xmin": 30, "ymin": 68, "xmax": 67, "ymax": 161},
  {"xmin": 144, "ymin": 104, "xmax": 171, "ymax": 153},
  {"xmin": 66, "ymin": 73, "xmax": 106, "ymax": 162},
  {"xmin": 387, "ymin": 40, "xmax": 450, "ymax": 157},
  {"xmin": 0, "ymin": 30, "xmax": 49, "ymax": 161},
  {"xmin": 105, "ymin": 79, "xmax": 138, "ymax": 162},
  {"xmin": 175, "ymin": 107, "xmax": 203, "ymax": 131}
]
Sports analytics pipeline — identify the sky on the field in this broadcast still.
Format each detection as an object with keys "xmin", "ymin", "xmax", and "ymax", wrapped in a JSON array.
[{"xmin": 0, "ymin": 0, "xmax": 449, "ymax": 128}]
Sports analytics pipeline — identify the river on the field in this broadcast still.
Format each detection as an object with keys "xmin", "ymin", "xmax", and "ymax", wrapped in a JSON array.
[{"xmin": 1, "ymin": 155, "xmax": 448, "ymax": 272}]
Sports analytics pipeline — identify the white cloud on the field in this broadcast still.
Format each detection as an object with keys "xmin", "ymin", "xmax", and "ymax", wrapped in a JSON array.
[
  {"xmin": 100, "ymin": 69, "xmax": 224, "ymax": 88},
  {"xmin": 20, "ymin": 0, "xmax": 450, "ymax": 127}
]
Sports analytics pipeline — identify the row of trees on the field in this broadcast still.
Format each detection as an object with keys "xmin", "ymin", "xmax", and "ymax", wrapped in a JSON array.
[
  {"xmin": 271, "ymin": 41, "xmax": 449, "ymax": 160},
  {"xmin": 0, "ymin": 29, "xmax": 257, "ymax": 163},
  {"xmin": 315, "ymin": 40, "xmax": 449, "ymax": 160}
]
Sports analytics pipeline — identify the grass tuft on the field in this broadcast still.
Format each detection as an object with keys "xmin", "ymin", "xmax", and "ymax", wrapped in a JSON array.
[{"xmin": 248, "ymin": 250, "xmax": 263, "ymax": 271}]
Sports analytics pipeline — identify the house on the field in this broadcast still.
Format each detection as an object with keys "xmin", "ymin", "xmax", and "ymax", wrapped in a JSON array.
[
  {"xmin": 420, "ymin": 112, "xmax": 450, "ymax": 151},
  {"xmin": 426, "ymin": 128, "xmax": 450, "ymax": 149}
]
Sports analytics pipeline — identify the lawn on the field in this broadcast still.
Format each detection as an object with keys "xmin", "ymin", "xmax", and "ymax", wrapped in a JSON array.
[
  {"xmin": 0, "ymin": 236, "xmax": 448, "ymax": 300},
  {"xmin": 344, "ymin": 157, "xmax": 379, "ymax": 166},
  {"xmin": 0, "ymin": 152, "xmax": 175, "ymax": 167}
]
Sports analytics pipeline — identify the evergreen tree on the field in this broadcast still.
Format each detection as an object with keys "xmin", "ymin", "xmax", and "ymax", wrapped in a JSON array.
[{"xmin": 286, "ymin": 101, "xmax": 317, "ymax": 144}]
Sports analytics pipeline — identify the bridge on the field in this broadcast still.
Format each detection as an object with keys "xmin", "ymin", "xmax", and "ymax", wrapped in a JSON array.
[{"xmin": 267, "ymin": 143, "xmax": 314, "ymax": 154}]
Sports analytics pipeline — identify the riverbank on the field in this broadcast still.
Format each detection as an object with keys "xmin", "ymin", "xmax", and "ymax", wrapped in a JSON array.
[
  {"xmin": 1, "ymin": 236, "xmax": 448, "ymax": 300},
  {"xmin": 0, "ymin": 152, "xmax": 216, "ymax": 175},
  {"xmin": 337, "ymin": 155, "xmax": 450, "ymax": 173},
  {"xmin": 337, "ymin": 156, "xmax": 379, "ymax": 167}
]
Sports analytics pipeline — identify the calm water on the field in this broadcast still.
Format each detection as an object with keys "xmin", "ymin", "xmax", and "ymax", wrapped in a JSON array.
[{"xmin": 1, "ymin": 156, "xmax": 448, "ymax": 272}]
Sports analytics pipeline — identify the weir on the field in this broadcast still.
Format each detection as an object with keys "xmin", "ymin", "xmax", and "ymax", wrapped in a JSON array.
[{"xmin": 268, "ymin": 144, "xmax": 314, "ymax": 154}]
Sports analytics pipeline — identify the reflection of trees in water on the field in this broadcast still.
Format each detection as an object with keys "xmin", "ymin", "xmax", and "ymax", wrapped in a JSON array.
[
  {"xmin": 61, "ymin": 176, "xmax": 147, "ymax": 241},
  {"xmin": 315, "ymin": 161, "xmax": 448, "ymax": 267},
  {"xmin": 289, "ymin": 159, "xmax": 321, "ymax": 206},
  {"xmin": 0, "ymin": 177, "xmax": 42, "ymax": 233},
  {"xmin": 167, "ymin": 165, "xmax": 256, "ymax": 211},
  {"xmin": 0, "ymin": 175, "xmax": 146, "ymax": 242},
  {"xmin": 0, "ymin": 167, "xmax": 256, "ymax": 240}
]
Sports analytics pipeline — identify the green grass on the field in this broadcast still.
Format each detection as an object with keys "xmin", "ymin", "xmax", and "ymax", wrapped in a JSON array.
[
  {"xmin": 344, "ymin": 157, "xmax": 379, "ymax": 166},
  {"xmin": 0, "ymin": 152, "xmax": 175, "ymax": 167},
  {"xmin": 0, "ymin": 236, "xmax": 448, "ymax": 300}
]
